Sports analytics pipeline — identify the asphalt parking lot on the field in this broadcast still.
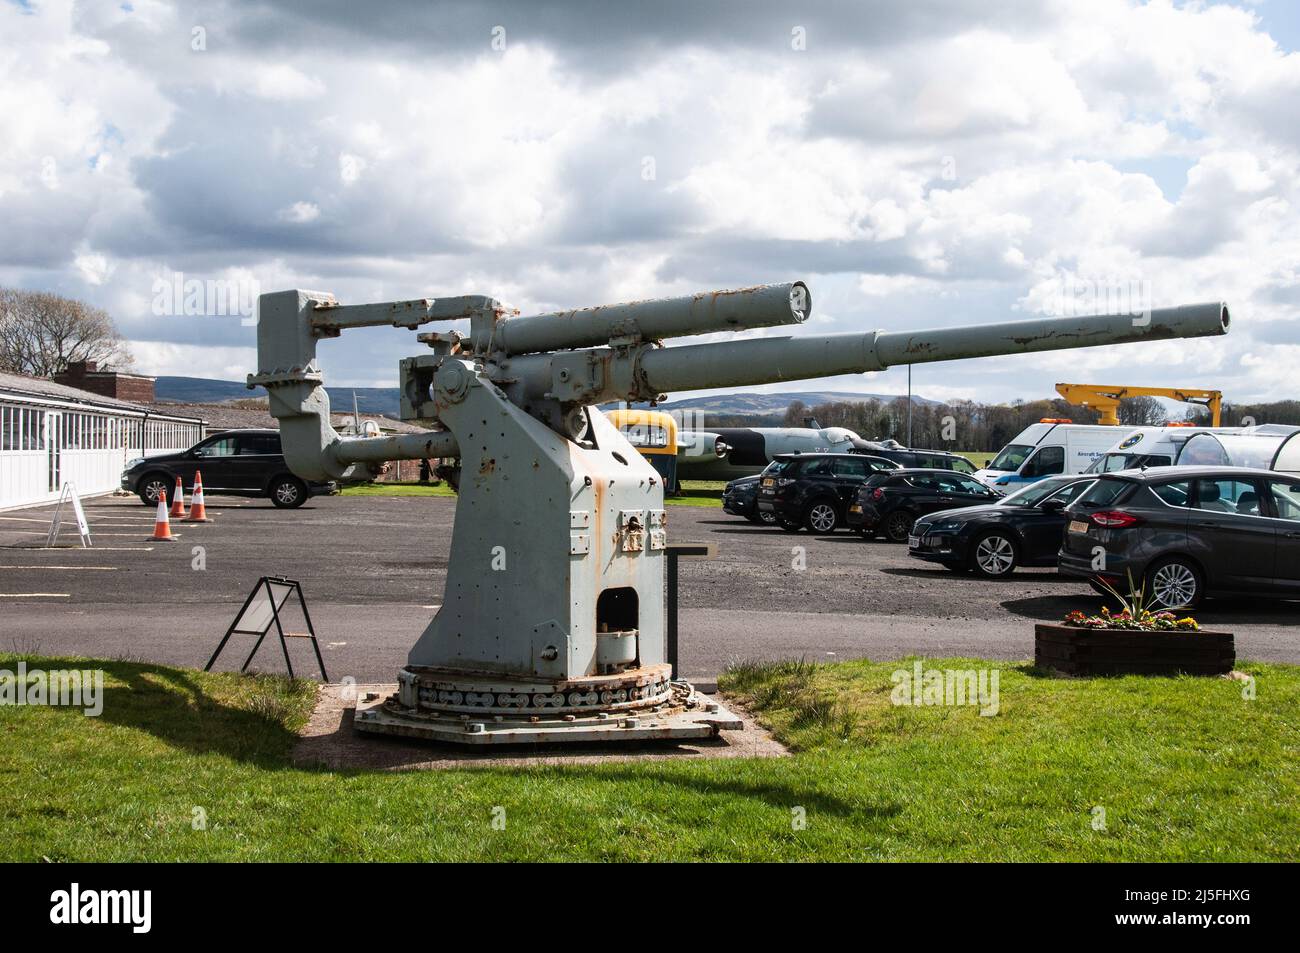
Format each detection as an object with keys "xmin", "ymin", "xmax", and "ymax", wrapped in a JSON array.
[{"xmin": 0, "ymin": 492, "xmax": 1296, "ymax": 680}]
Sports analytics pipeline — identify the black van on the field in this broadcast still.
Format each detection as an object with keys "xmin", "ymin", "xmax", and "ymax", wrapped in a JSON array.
[{"xmin": 120, "ymin": 429, "xmax": 335, "ymax": 508}]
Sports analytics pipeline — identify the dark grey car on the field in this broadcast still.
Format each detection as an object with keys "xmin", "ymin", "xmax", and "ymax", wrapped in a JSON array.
[{"xmin": 1057, "ymin": 466, "xmax": 1300, "ymax": 608}]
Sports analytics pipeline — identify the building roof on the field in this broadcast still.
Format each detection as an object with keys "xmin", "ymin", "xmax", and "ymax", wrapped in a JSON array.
[{"xmin": 0, "ymin": 369, "xmax": 201, "ymax": 420}]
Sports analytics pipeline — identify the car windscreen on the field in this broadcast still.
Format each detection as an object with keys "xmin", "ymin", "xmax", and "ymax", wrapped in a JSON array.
[
  {"xmin": 1075, "ymin": 477, "xmax": 1132, "ymax": 508},
  {"xmin": 998, "ymin": 476, "xmax": 1074, "ymax": 506},
  {"xmin": 987, "ymin": 443, "xmax": 1033, "ymax": 472},
  {"xmin": 766, "ymin": 459, "xmax": 798, "ymax": 475}
]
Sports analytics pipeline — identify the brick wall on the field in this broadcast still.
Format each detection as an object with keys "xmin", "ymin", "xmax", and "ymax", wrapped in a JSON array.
[{"xmin": 54, "ymin": 361, "xmax": 156, "ymax": 403}]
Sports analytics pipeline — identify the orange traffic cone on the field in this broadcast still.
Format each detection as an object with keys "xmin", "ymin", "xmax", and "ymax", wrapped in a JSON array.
[
  {"xmin": 150, "ymin": 498, "xmax": 176, "ymax": 541},
  {"xmin": 169, "ymin": 475, "xmax": 187, "ymax": 518},
  {"xmin": 186, "ymin": 470, "xmax": 211, "ymax": 522}
]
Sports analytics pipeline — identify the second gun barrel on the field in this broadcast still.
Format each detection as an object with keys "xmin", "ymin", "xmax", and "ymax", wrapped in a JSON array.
[{"xmin": 484, "ymin": 281, "xmax": 810, "ymax": 355}]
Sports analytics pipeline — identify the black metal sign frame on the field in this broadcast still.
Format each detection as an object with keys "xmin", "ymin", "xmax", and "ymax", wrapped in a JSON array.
[{"xmin": 204, "ymin": 576, "xmax": 328, "ymax": 680}]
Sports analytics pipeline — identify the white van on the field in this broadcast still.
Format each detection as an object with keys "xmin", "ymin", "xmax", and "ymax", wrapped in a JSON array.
[
  {"xmin": 974, "ymin": 422, "xmax": 1121, "ymax": 491},
  {"xmin": 1088, "ymin": 425, "xmax": 1232, "ymax": 473}
]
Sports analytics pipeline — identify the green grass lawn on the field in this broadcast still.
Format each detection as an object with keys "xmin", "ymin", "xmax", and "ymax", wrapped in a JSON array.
[
  {"xmin": 958, "ymin": 450, "xmax": 996, "ymax": 468},
  {"xmin": 1, "ymin": 653, "xmax": 1294, "ymax": 861},
  {"xmin": 340, "ymin": 481, "xmax": 724, "ymax": 507}
]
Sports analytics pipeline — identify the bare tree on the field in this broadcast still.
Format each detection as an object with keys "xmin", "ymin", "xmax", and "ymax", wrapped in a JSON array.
[
  {"xmin": 1118, "ymin": 395, "xmax": 1167, "ymax": 426},
  {"xmin": 0, "ymin": 288, "xmax": 133, "ymax": 377}
]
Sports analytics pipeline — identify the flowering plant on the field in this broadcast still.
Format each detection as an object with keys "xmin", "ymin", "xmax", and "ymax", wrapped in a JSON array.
[
  {"xmin": 1063, "ymin": 607, "xmax": 1200, "ymax": 631},
  {"xmin": 1063, "ymin": 571, "xmax": 1201, "ymax": 631}
]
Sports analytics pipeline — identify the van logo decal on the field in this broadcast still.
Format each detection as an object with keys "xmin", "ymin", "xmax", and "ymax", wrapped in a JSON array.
[{"xmin": 1118, "ymin": 433, "xmax": 1143, "ymax": 449}]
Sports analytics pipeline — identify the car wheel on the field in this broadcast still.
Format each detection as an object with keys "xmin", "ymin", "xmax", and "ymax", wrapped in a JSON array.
[
  {"xmin": 1145, "ymin": 557, "xmax": 1203, "ymax": 610},
  {"xmin": 971, "ymin": 531, "xmax": 1018, "ymax": 578},
  {"xmin": 756, "ymin": 508, "xmax": 777, "ymax": 525},
  {"xmin": 804, "ymin": 500, "xmax": 840, "ymax": 534},
  {"xmin": 270, "ymin": 476, "xmax": 308, "ymax": 509},
  {"xmin": 138, "ymin": 474, "xmax": 171, "ymax": 507},
  {"xmin": 882, "ymin": 510, "xmax": 914, "ymax": 543}
]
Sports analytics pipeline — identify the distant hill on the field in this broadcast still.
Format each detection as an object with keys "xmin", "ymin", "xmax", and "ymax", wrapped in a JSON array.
[
  {"xmin": 156, "ymin": 378, "xmax": 936, "ymax": 422},
  {"xmin": 651, "ymin": 390, "xmax": 939, "ymax": 415},
  {"xmin": 155, "ymin": 377, "xmax": 401, "ymax": 416}
]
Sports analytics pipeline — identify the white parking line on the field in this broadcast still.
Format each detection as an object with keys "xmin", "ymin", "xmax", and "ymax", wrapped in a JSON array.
[
  {"xmin": 0, "ymin": 593, "xmax": 70, "ymax": 598},
  {"xmin": 0, "ymin": 565, "xmax": 118, "ymax": 570}
]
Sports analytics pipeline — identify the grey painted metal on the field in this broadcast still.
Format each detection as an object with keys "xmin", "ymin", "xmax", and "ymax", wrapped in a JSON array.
[
  {"xmin": 310, "ymin": 295, "xmax": 501, "ymax": 333},
  {"xmin": 477, "ymin": 281, "xmax": 809, "ymax": 355},
  {"xmin": 637, "ymin": 302, "xmax": 1229, "ymax": 394},
  {"xmin": 333, "ymin": 430, "xmax": 459, "ymax": 465},
  {"xmin": 250, "ymin": 279, "xmax": 1230, "ymax": 746}
]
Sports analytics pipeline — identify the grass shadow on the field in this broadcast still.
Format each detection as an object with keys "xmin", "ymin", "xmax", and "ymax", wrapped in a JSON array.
[{"xmin": 13, "ymin": 656, "xmax": 312, "ymax": 769}]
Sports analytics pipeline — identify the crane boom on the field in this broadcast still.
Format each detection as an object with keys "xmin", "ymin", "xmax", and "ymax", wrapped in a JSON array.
[{"xmin": 1054, "ymin": 383, "xmax": 1222, "ymax": 427}]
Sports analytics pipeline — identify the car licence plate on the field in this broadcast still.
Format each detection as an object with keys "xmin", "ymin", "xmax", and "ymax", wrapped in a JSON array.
[
  {"xmin": 849, "ymin": 504, "xmax": 862, "ymax": 513},
  {"xmin": 1068, "ymin": 519, "xmax": 1089, "ymax": 535},
  {"xmin": 908, "ymin": 535, "xmax": 920, "ymax": 548},
  {"xmin": 762, "ymin": 478, "xmax": 774, "ymax": 487}
]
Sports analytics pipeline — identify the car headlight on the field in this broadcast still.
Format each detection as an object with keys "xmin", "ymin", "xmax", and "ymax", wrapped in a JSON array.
[
  {"xmin": 123, "ymin": 457, "xmax": 145, "ymax": 470},
  {"xmin": 931, "ymin": 521, "xmax": 962, "ymax": 532}
]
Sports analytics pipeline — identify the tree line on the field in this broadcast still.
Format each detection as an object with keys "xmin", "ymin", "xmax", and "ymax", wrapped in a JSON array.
[{"xmin": 772, "ymin": 394, "xmax": 1300, "ymax": 453}]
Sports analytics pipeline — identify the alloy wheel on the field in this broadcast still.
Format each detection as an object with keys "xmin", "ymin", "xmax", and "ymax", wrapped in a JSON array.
[
  {"xmin": 1151, "ymin": 561, "xmax": 1198, "ymax": 608},
  {"xmin": 808, "ymin": 503, "xmax": 837, "ymax": 533},
  {"xmin": 974, "ymin": 534, "xmax": 1015, "ymax": 576}
]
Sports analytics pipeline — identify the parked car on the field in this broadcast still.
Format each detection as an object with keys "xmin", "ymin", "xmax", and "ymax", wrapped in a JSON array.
[
  {"xmin": 908, "ymin": 474, "xmax": 1097, "ymax": 577},
  {"xmin": 722, "ymin": 474, "xmax": 777, "ymax": 524},
  {"xmin": 121, "ymin": 429, "xmax": 336, "ymax": 509},
  {"xmin": 756, "ymin": 453, "xmax": 901, "ymax": 532},
  {"xmin": 1058, "ymin": 466, "xmax": 1300, "ymax": 608},
  {"xmin": 854, "ymin": 441, "xmax": 978, "ymax": 474},
  {"xmin": 847, "ymin": 469, "xmax": 1001, "ymax": 542}
]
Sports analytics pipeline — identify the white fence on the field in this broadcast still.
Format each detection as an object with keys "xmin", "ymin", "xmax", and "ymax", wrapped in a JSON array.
[{"xmin": 0, "ymin": 401, "xmax": 202, "ymax": 511}]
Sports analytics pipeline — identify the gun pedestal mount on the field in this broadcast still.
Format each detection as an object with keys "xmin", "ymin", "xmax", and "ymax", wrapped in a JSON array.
[{"xmin": 250, "ymin": 283, "xmax": 1229, "ymax": 745}]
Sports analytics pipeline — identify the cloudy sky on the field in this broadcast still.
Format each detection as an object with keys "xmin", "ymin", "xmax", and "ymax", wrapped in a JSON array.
[{"xmin": 3, "ymin": 0, "xmax": 1299, "ymax": 407}]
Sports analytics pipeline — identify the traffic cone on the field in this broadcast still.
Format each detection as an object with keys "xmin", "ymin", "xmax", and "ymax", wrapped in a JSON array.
[
  {"xmin": 169, "ymin": 475, "xmax": 187, "ymax": 519},
  {"xmin": 150, "ymin": 498, "xmax": 176, "ymax": 541},
  {"xmin": 186, "ymin": 470, "xmax": 211, "ymax": 522}
]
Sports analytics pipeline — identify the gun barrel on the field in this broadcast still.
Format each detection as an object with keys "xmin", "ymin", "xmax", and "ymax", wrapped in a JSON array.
[
  {"xmin": 638, "ymin": 302, "xmax": 1229, "ymax": 394},
  {"xmin": 485, "ymin": 281, "xmax": 809, "ymax": 355}
]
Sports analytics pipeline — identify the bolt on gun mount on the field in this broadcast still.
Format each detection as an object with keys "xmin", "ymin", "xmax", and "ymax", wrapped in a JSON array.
[{"xmin": 249, "ymin": 284, "xmax": 1229, "ymax": 744}]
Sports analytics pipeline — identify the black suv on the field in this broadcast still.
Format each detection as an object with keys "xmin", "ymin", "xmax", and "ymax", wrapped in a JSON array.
[
  {"xmin": 855, "ymin": 441, "xmax": 978, "ymax": 474},
  {"xmin": 756, "ymin": 453, "xmax": 900, "ymax": 532},
  {"xmin": 722, "ymin": 475, "xmax": 776, "ymax": 524},
  {"xmin": 120, "ymin": 429, "xmax": 335, "ymax": 509},
  {"xmin": 847, "ymin": 468, "xmax": 1001, "ymax": 542},
  {"xmin": 1059, "ymin": 466, "xmax": 1300, "ymax": 608},
  {"xmin": 909, "ymin": 474, "xmax": 1097, "ymax": 577}
]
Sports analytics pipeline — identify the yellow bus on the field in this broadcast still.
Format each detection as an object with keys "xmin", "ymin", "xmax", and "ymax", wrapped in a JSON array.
[{"xmin": 604, "ymin": 408, "xmax": 679, "ymax": 492}]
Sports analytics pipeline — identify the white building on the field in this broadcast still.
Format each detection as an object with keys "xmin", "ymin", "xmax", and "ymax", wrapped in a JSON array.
[{"xmin": 0, "ymin": 370, "xmax": 205, "ymax": 511}]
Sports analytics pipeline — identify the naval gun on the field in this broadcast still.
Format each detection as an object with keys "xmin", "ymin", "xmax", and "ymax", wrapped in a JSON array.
[{"xmin": 249, "ymin": 283, "xmax": 1229, "ymax": 744}]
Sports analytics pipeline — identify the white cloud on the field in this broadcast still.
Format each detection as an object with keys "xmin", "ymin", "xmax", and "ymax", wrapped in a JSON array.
[
  {"xmin": 277, "ymin": 201, "xmax": 320, "ymax": 223},
  {"xmin": 2, "ymin": 0, "xmax": 1300, "ymax": 408}
]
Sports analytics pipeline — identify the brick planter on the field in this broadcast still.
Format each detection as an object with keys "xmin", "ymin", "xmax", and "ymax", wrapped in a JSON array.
[{"xmin": 1034, "ymin": 623, "xmax": 1234, "ymax": 676}]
